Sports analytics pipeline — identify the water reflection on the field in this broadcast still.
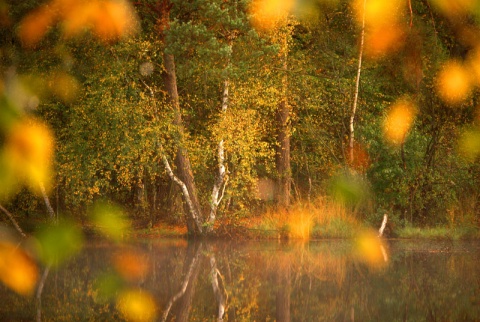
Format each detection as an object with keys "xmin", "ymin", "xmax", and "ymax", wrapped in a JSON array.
[{"xmin": 1, "ymin": 239, "xmax": 479, "ymax": 321}]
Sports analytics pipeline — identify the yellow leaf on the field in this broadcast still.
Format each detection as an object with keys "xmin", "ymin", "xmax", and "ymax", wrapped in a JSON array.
[
  {"xmin": 4, "ymin": 118, "xmax": 54, "ymax": 193},
  {"xmin": 0, "ymin": 241, "xmax": 38, "ymax": 296},
  {"xmin": 117, "ymin": 289, "xmax": 157, "ymax": 322},
  {"xmin": 355, "ymin": 231, "xmax": 388, "ymax": 268},
  {"xmin": 436, "ymin": 60, "xmax": 472, "ymax": 105},
  {"xmin": 18, "ymin": 6, "xmax": 55, "ymax": 47},
  {"xmin": 383, "ymin": 99, "xmax": 416, "ymax": 145}
]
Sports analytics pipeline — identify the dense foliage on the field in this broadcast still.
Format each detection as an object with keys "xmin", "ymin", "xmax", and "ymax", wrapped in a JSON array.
[{"xmin": 1, "ymin": 0, "xmax": 480, "ymax": 233}]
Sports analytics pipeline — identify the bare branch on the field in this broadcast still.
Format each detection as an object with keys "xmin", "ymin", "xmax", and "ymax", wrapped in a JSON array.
[{"xmin": 0, "ymin": 204, "xmax": 26, "ymax": 238}]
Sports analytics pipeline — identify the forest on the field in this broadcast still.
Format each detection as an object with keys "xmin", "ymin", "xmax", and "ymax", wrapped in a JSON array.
[{"xmin": 1, "ymin": 0, "xmax": 480, "ymax": 239}]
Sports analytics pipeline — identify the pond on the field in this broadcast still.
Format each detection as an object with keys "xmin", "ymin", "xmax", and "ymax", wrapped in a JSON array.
[{"xmin": 1, "ymin": 238, "xmax": 479, "ymax": 321}]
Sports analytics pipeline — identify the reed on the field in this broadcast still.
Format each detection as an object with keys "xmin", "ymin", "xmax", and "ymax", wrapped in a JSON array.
[{"xmin": 253, "ymin": 196, "xmax": 359, "ymax": 240}]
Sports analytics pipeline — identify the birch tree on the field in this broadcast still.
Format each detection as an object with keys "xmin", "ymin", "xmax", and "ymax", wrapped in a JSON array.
[{"xmin": 349, "ymin": 0, "xmax": 366, "ymax": 165}]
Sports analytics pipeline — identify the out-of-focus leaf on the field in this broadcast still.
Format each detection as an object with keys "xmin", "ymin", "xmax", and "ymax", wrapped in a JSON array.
[
  {"xmin": 90, "ymin": 201, "xmax": 131, "ymax": 242},
  {"xmin": 431, "ymin": 0, "xmax": 475, "ymax": 16},
  {"xmin": 0, "ymin": 94, "xmax": 22, "ymax": 132},
  {"xmin": 48, "ymin": 72, "xmax": 79, "ymax": 102},
  {"xmin": 0, "ymin": 241, "xmax": 38, "ymax": 295},
  {"xmin": 113, "ymin": 250, "xmax": 149, "ymax": 282},
  {"xmin": 116, "ymin": 289, "xmax": 157, "ymax": 322},
  {"xmin": 383, "ymin": 98, "xmax": 417, "ymax": 145},
  {"xmin": 18, "ymin": 6, "xmax": 55, "ymax": 48},
  {"xmin": 94, "ymin": 272, "xmax": 125, "ymax": 302},
  {"xmin": 436, "ymin": 60, "xmax": 472, "ymax": 105},
  {"xmin": 35, "ymin": 220, "xmax": 84, "ymax": 266},
  {"xmin": 354, "ymin": 0, "xmax": 404, "ymax": 28},
  {"xmin": 4, "ymin": 118, "xmax": 54, "ymax": 193},
  {"xmin": 458, "ymin": 127, "xmax": 480, "ymax": 161},
  {"xmin": 355, "ymin": 230, "xmax": 388, "ymax": 268},
  {"xmin": 329, "ymin": 171, "xmax": 368, "ymax": 205},
  {"xmin": 364, "ymin": 24, "xmax": 405, "ymax": 58}
]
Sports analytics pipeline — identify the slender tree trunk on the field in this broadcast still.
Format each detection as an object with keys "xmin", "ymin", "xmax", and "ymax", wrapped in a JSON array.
[
  {"xmin": 162, "ymin": 48, "xmax": 203, "ymax": 236},
  {"xmin": 276, "ymin": 32, "xmax": 291, "ymax": 208},
  {"xmin": 40, "ymin": 181, "xmax": 55, "ymax": 221},
  {"xmin": 349, "ymin": 0, "xmax": 366, "ymax": 164},
  {"xmin": 207, "ymin": 78, "xmax": 229, "ymax": 233}
]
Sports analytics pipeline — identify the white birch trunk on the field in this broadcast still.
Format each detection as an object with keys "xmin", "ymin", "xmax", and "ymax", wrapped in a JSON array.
[
  {"xmin": 378, "ymin": 213, "xmax": 388, "ymax": 237},
  {"xmin": 162, "ymin": 155, "xmax": 204, "ymax": 234},
  {"xmin": 207, "ymin": 78, "xmax": 229, "ymax": 232},
  {"xmin": 39, "ymin": 182, "xmax": 56, "ymax": 221},
  {"xmin": 349, "ymin": 0, "xmax": 366, "ymax": 164}
]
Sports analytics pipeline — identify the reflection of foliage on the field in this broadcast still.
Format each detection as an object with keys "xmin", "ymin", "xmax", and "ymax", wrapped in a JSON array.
[{"xmin": 1, "ymin": 240, "xmax": 479, "ymax": 321}]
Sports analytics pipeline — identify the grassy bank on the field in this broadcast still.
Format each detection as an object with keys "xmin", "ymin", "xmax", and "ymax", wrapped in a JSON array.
[{"xmin": 397, "ymin": 225, "xmax": 480, "ymax": 240}]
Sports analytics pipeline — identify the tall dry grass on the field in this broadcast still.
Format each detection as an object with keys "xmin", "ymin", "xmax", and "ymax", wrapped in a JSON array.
[{"xmin": 257, "ymin": 196, "xmax": 359, "ymax": 240}]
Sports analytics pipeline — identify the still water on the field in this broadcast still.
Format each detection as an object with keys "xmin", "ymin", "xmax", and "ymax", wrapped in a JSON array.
[{"xmin": 1, "ymin": 238, "xmax": 479, "ymax": 321}]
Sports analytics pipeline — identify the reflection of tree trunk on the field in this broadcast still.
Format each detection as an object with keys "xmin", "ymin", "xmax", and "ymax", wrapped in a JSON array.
[
  {"xmin": 36, "ymin": 265, "xmax": 50, "ymax": 322},
  {"xmin": 209, "ymin": 255, "xmax": 227, "ymax": 321},
  {"xmin": 275, "ymin": 264, "xmax": 291, "ymax": 322},
  {"xmin": 161, "ymin": 243, "xmax": 203, "ymax": 322}
]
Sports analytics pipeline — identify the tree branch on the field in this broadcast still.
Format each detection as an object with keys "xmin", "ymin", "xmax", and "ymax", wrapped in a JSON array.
[
  {"xmin": 39, "ymin": 182, "xmax": 55, "ymax": 221},
  {"xmin": 0, "ymin": 204, "xmax": 26, "ymax": 238}
]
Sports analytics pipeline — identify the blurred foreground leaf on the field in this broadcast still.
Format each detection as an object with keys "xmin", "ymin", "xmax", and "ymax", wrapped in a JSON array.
[
  {"xmin": 35, "ymin": 220, "xmax": 84, "ymax": 266},
  {"xmin": 94, "ymin": 272, "xmax": 125, "ymax": 303},
  {"xmin": 355, "ymin": 230, "xmax": 388, "ymax": 268},
  {"xmin": 116, "ymin": 289, "xmax": 157, "ymax": 322},
  {"xmin": 113, "ymin": 250, "xmax": 149, "ymax": 282},
  {"xmin": 0, "ymin": 240, "xmax": 38, "ymax": 295},
  {"xmin": 91, "ymin": 201, "xmax": 131, "ymax": 242},
  {"xmin": 4, "ymin": 118, "xmax": 54, "ymax": 194},
  {"xmin": 458, "ymin": 127, "xmax": 480, "ymax": 161},
  {"xmin": 329, "ymin": 171, "xmax": 368, "ymax": 205}
]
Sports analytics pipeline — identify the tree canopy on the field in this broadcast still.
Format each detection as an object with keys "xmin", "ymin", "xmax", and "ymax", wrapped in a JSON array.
[{"xmin": 0, "ymin": 0, "xmax": 479, "ymax": 236}]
